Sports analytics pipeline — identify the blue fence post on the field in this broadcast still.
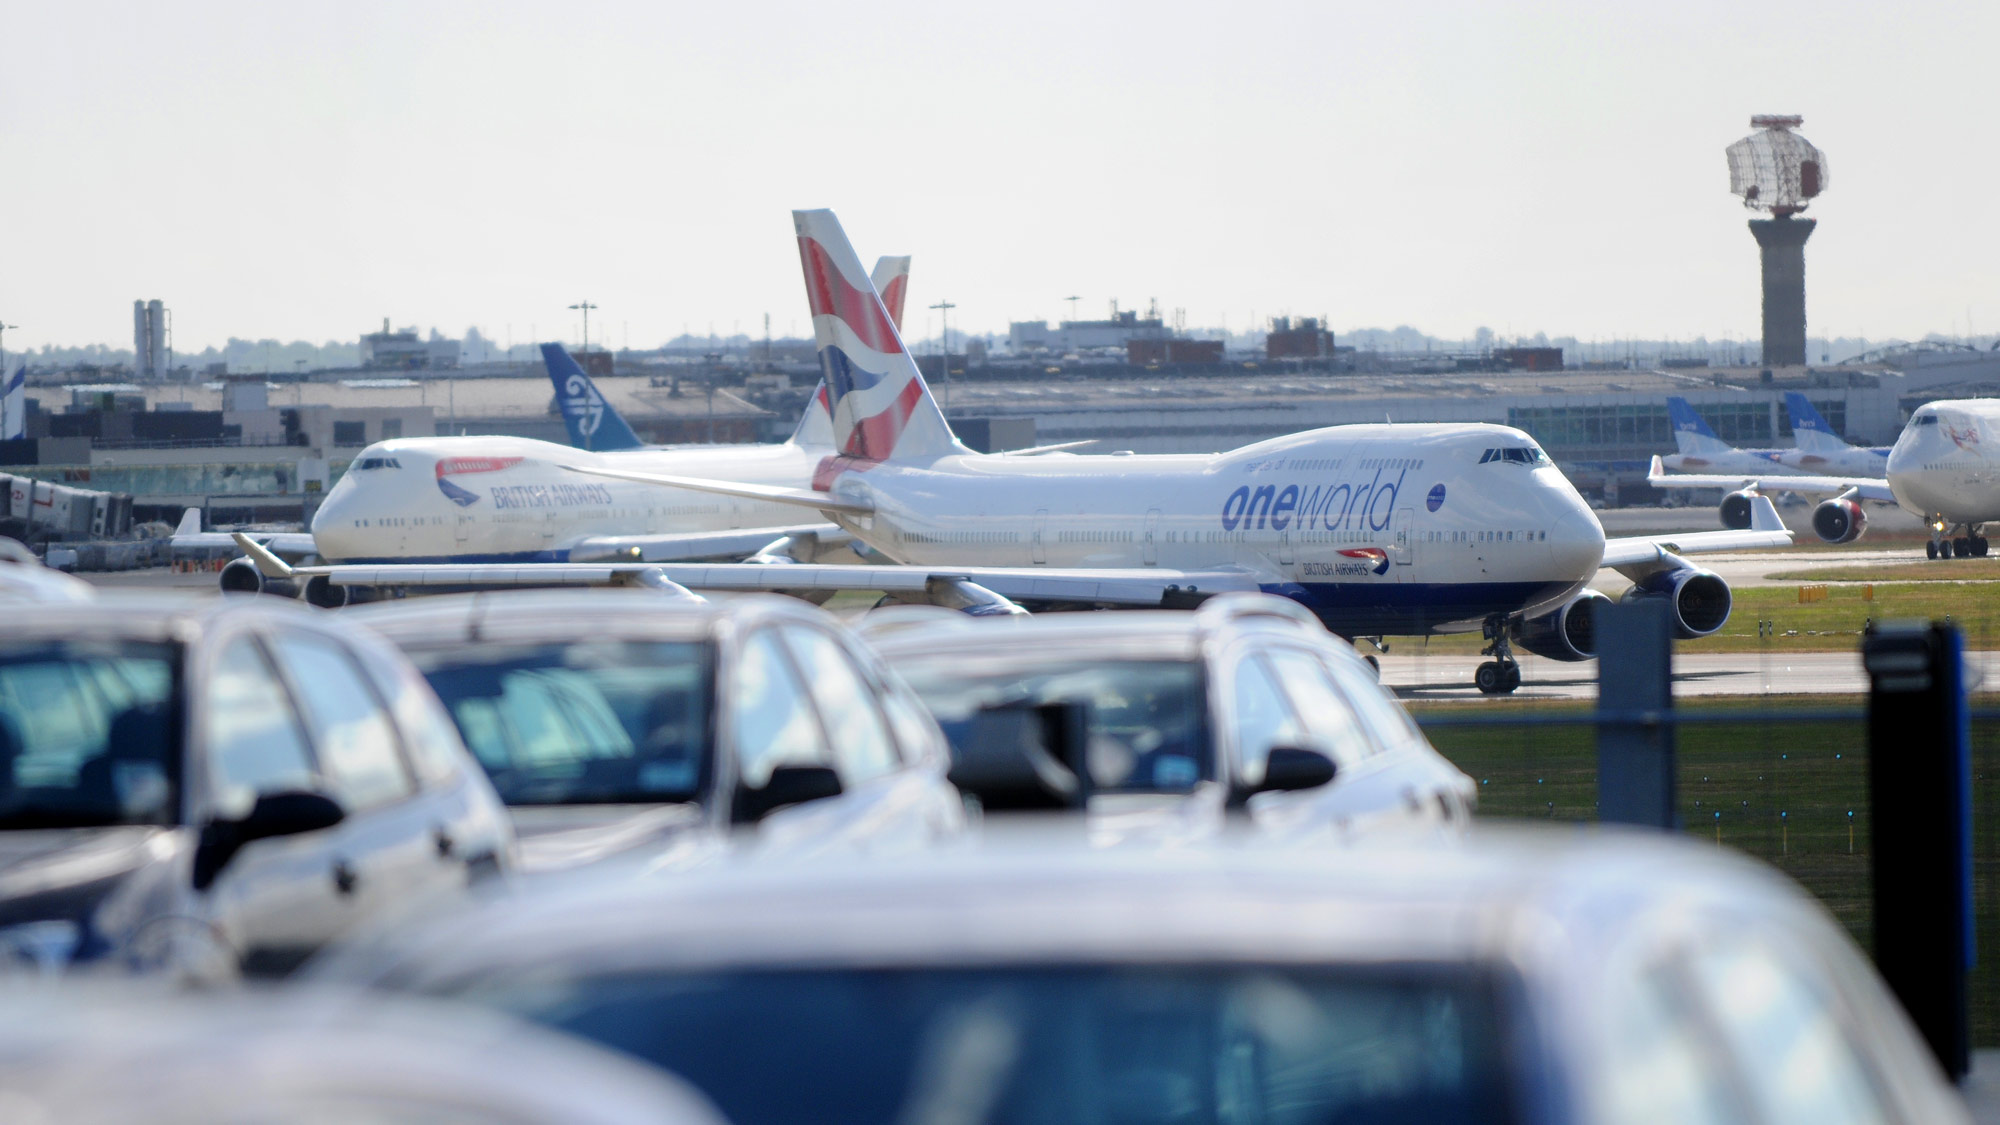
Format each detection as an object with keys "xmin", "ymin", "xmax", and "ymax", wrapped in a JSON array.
[
  {"xmin": 1596, "ymin": 599, "xmax": 1676, "ymax": 829},
  {"xmin": 1864, "ymin": 621, "xmax": 1971, "ymax": 1081}
]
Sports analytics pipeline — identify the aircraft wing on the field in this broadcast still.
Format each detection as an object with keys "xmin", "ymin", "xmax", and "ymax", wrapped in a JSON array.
[
  {"xmin": 1601, "ymin": 493, "xmax": 1792, "ymax": 578},
  {"xmin": 562, "ymin": 464, "xmax": 875, "ymax": 515},
  {"xmin": 1646, "ymin": 456, "xmax": 1897, "ymax": 503},
  {"xmin": 233, "ymin": 534, "xmax": 1262, "ymax": 608},
  {"xmin": 565, "ymin": 523, "xmax": 850, "ymax": 563}
]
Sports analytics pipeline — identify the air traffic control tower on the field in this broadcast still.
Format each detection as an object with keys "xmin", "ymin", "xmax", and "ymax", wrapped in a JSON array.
[{"xmin": 1727, "ymin": 116, "xmax": 1828, "ymax": 367}]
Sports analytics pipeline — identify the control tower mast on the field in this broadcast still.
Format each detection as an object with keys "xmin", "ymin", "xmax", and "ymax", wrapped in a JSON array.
[{"xmin": 1726, "ymin": 115, "xmax": 1828, "ymax": 367}]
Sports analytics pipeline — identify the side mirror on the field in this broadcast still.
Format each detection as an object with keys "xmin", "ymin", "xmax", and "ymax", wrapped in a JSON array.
[
  {"xmin": 734, "ymin": 764, "xmax": 844, "ymax": 823},
  {"xmin": 193, "ymin": 790, "xmax": 346, "ymax": 889},
  {"xmin": 946, "ymin": 700, "xmax": 1090, "ymax": 812},
  {"xmin": 1253, "ymin": 746, "xmax": 1337, "ymax": 794}
]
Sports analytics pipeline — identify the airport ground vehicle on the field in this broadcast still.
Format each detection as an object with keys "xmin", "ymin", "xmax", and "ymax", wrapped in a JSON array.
[
  {"xmin": 348, "ymin": 590, "xmax": 965, "ymax": 872},
  {"xmin": 0, "ymin": 984, "xmax": 725, "ymax": 1124},
  {"xmin": 868, "ymin": 595, "xmax": 1475, "ymax": 839},
  {"xmin": 0, "ymin": 595, "xmax": 512, "ymax": 978},
  {"xmin": 318, "ymin": 826, "xmax": 1969, "ymax": 1124}
]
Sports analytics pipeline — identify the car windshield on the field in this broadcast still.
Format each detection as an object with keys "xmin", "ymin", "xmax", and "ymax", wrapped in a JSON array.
[
  {"xmin": 472, "ymin": 964, "xmax": 1512, "ymax": 1125},
  {"xmin": 408, "ymin": 640, "xmax": 712, "ymax": 806},
  {"xmin": 0, "ymin": 639, "xmax": 179, "ymax": 828},
  {"xmin": 893, "ymin": 658, "xmax": 1212, "ymax": 792}
]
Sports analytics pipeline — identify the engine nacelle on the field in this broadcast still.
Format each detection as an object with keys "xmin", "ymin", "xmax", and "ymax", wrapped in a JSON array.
[
  {"xmin": 1718, "ymin": 489, "xmax": 1757, "ymax": 530},
  {"xmin": 218, "ymin": 557, "xmax": 298, "ymax": 600},
  {"xmin": 304, "ymin": 574, "xmax": 379, "ymax": 608},
  {"xmin": 1811, "ymin": 498, "xmax": 1867, "ymax": 544},
  {"xmin": 1511, "ymin": 589, "xmax": 1611, "ymax": 662},
  {"xmin": 1621, "ymin": 567, "xmax": 1732, "ymax": 639}
]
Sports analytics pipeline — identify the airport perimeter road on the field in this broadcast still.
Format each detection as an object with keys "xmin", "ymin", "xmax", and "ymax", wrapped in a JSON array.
[{"xmin": 1385, "ymin": 648, "xmax": 1998, "ymax": 701}]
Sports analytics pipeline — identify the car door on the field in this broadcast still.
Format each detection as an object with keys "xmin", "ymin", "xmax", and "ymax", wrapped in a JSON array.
[
  {"xmin": 262, "ymin": 627, "xmax": 436, "ymax": 940},
  {"xmin": 1255, "ymin": 646, "xmax": 1416, "ymax": 826},
  {"xmin": 192, "ymin": 632, "xmax": 348, "ymax": 976}
]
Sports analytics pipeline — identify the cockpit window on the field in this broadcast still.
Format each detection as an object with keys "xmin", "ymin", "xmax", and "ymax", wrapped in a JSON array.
[
  {"xmin": 355, "ymin": 457, "xmax": 403, "ymax": 470},
  {"xmin": 1479, "ymin": 447, "xmax": 1549, "ymax": 466},
  {"xmin": 1914, "ymin": 415, "xmax": 1938, "ymax": 427}
]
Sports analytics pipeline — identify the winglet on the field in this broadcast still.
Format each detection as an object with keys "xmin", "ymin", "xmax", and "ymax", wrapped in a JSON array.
[
  {"xmin": 173, "ymin": 507, "xmax": 202, "ymax": 539},
  {"xmin": 232, "ymin": 533, "xmax": 295, "ymax": 579},
  {"xmin": 1748, "ymin": 494, "xmax": 1786, "ymax": 533}
]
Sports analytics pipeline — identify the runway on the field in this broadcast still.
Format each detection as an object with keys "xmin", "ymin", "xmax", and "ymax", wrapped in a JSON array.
[{"xmin": 1384, "ymin": 648, "xmax": 1997, "ymax": 701}]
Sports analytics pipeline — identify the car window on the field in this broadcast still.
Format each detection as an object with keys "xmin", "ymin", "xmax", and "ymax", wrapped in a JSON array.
[
  {"xmin": 356, "ymin": 654, "xmax": 467, "ymax": 788},
  {"xmin": 1262, "ymin": 648, "xmax": 1378, "ymax": 768},
  {"xmin": 1320, "ymin": 652, "xmax": 1424, "ymax": 750},
  {"xmin": 729, "ymin": 631, "xmax": 830, "ymax": 788},
  {"xmin": 0, "ymin": 639, "xmax": 179, "ymax": 828},
  {"xmin": 1683, "ymin": 934, "xmax": 1892, "ymax": 1125},
  {"xmin": 779, "ymin": 627, "xmax": 899, "ymax": 786},
  {"xmin": 1599, "ymin": 958, "xmax": 1744, "ymax": 1125},
  {"xmin": 1231, "ymin": 655, "xmax": 1308, "ymax": 784},
  {"xmin": 877, "ymin": 677, "xmax": 937, "ymax": 765},
  {"xmin": 266, "ymin": 632, "xmax": 414, "ymax": 812},
  {"xmin": 205, "ymin": 637, "xmax": 319, "ymax": 819}
]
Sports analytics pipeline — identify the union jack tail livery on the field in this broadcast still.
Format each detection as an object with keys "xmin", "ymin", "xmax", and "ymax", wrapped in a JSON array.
[
  {"xmin": 795, "ymin": 210, "xmax": 959, "ymax": 463},
  {"xmin": 870, "ymin": 256, "xmax": 912, "ymax": 333}
]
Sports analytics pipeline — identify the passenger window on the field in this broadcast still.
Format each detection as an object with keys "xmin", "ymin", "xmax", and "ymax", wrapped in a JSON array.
[
  {"xmin": 729, "ymin": 632, "xmax": 830, "ymax": 787},
  {"xmin": 877, "ymin": 678, "xmax": 937, "ymax": 764},
  {"xmin": 1684, "ymin": 935, "xmax": 1892, "ymax": 1125},
  {"xmin": 205, "ymin": 638, "xmax": 319, "ymax": 818},
  {"xmin": 266, "ymin": 632, "xmax": 414, "ymax": 811},
  {"xmin": 1262, "ymin": 649, "xmax": 1378, "ymax": 768},
  {"xmin": 357, "ymin": 658, "xmax": 464, "ymax": 787},
  {"xmin": 781, "ymin": 627, "xmax": 898, "ymax": 785},
  {"xmin": 1230, "ymin": 655, "xmax": 1307, "ymax": 784},
  {"xmin": 1318, "ymin": 653, "xmax": 1424, "ymax": 751},
  {"xmin": 1600, "ymin": 959, "xmax": 1743, "ymax": 1125}
]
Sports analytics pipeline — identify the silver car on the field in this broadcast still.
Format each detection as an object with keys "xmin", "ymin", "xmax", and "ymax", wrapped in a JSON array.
[
  {"xmin": 348, "ymin": 590, "xmax": 966, "ymax": 873},
  {"xmin": 868, "ymin": 595, "xmax": 1475, "ymax": 840},
  {"xmin": 318, "ymin": 826, "xmax": 1968, "ymax": 1124}
]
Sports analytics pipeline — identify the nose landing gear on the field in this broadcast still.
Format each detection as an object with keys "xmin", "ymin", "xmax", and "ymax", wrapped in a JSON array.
[{"xmin": 1475, "ymin": 615, "xmax": 1522, "ymax": 695}]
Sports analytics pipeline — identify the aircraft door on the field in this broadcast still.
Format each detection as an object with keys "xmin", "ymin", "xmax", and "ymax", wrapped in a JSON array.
[
  {"xmin": 1032, "ymin": 510, "xmax": 1047, "ymax": 564},
  {"xmin": 1391, "ymin": 507, "xmax": 1414, "ymax": 570},
  {"xmin": 454, "ymin": 511, "xmax": 471, "ymax": 544},
  {"xmin": 1143, "ymin": 509, "xmax": 1161, "ymax": 566}
]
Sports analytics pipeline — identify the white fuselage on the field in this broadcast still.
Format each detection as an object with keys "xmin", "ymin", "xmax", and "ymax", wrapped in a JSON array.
[
  {"xmin": 822, "ymin": 423, "xmax": 1605, "ymax": 634},
  {"xmin": 1886, "ymin": 400, "xmax": 2000, "ymax": 526},
  {"xmin": 1773, "ymin": 445, "xmax": 1890, "ymax": 476},
  {"xmin": 310, "ymin": 435, "xmax": 827, "ymax": 562},
  {"xmin": 1661, "ymin": 447, "xmax": 1803, "ymax": 476}
]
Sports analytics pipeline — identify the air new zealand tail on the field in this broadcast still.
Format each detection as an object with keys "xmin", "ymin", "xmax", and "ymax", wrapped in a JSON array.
[{"xmin": 542, "ymin": 343, "xmax": 645, "ymax": 452}]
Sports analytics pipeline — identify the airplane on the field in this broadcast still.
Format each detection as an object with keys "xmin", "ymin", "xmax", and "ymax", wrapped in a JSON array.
[
  {"xmin": 1661, "ymin": 396, "xmax": 1803, "ymax": 475},
  {"xmin": 246, "ymin": 209, "xmax": 1793, "ymax": 694},
  {"xmin": 547, "ymin": 255, "xmax": 910, "ymax": 452},
  {"xmin": 1774, "ymin": 391, "xmax": 1891, "ymax": 476},
  {"xmin": 1652, "ymin": 397, "xmax": 2000, "ymax": 560}
]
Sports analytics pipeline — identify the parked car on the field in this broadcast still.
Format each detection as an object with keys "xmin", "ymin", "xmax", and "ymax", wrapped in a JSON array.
[
  {"xmin": 318, "ymin": 826, "xmax": 1969, "ymax": 1124},
  {"xmin": 0, "ymin": 535, "xmax": 92, "ymax": 603},
  {"xmin": 0, "ymin": 594, "xmax": 512, "ymax": 979},
  {"xmin": 0, "ymin": 983, "xmax": 725, "ymax": 1124},
  {"xmin": 346, "ymin": 590, "xmax": 966, "ymax": 873},
  {"xmin": 867, "ymin": 595, "xmax": 1475, "ymax": 840}
]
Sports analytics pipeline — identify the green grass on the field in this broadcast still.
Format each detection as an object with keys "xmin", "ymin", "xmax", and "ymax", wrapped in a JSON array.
[
  {"xmin": 1769, "ymin": 560, "xmax": 2000, "ymax": 583},
  {"xmin": 1412, "ymin": 695, "xmax": 2000, "ymax": 1045}
]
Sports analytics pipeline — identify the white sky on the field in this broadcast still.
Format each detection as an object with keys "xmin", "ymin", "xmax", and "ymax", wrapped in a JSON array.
[{"xmin": 5, "ymin": 1, "xmax": 1995, "ymax": 352}]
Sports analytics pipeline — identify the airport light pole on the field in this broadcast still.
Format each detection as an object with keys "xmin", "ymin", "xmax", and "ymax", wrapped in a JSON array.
[
  {"xmin": 929, "ymin": 299, "xmax": 956, "ymax": 413},
  {"xmin": 0, "ymin": 322, "xmax": 16, "ymax": 375},
  {"xmin": 569, "ymin": 301, "xmax": 598, "ymax": 352}
]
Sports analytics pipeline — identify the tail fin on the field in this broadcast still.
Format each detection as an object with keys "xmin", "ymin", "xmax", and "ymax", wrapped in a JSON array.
[
  {"xmin": 173, "ymin": 507, "xmax": 202, "ymax": 539},
  {"xmin": 542, "ymin": 344, "xmax": 645, "ymax": 452},
  {"xmin": 1665, "ymin": 397, "xmax": 1731, "ymax": 455},
  {"xmin": 870, "ymin": 256, "xmax": 912, "ymax": 332},
  {"xmin": 787, "ymin": 381, "xmax": 836, "ymax": 447},
  {"xmin": 794, "ymin": 210, "xmax": 958, "ymax": 462},
  {"xmin": 1784, "ymin": 392, "xmax": 1848, "ymax": 452}
]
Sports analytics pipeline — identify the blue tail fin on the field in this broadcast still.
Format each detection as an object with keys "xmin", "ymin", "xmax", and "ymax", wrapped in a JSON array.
[
  {"xmin": 1782, "ymin": 391, "xmax": 1848, "ymax": 451},
  {"xmin": 542, "ymin": 344, "xmax": 644, "ymax": 451},
  {"xmin": 1666, "ymin": 397, "xmax": 1718, "ymax": 440}
]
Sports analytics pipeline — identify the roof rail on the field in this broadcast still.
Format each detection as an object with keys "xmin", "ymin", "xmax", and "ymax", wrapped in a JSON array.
[{"xmin": 1193, "ymin": 592, "xmax": 1323, "ymax": 630}]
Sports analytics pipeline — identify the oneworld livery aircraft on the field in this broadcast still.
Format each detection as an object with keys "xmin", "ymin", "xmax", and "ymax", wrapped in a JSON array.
[{"xmin": 246, "ymin": 209, "xmax": 1792, "ymax": 693}]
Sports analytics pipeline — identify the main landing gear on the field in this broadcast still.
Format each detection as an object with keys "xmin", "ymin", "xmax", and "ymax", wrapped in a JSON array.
[
  {"xmin": 1925, "ymin": 521, "xmax": 1989, "ymax": 560},
  {"xmin": 1475, "ymin": 615, "xmax": 1522, "ymax": 695}
]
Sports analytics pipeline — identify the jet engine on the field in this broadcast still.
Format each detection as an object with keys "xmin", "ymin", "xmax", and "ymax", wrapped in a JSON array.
[
  {"xmin": 218, "ymin": 557, "xmax": 298, "ymax": 600},
  {"xmin": 1511, "ymin": 589, "xmax": 1611, "ymax": 662},
  {"xmin": 303, "ymin": 574, "xmax": 379, "ymax": 608},
  {"xmin": 1718, "ymin": 489, "xmax": 1758, "ymax": 530},
  {"xmin": 1811, "ymin": 498, "xmax": 1866, "ymax": 544},
  {"xmin": 1621, "ymin": 566, "xmax": 1732, "ymax": 639}
]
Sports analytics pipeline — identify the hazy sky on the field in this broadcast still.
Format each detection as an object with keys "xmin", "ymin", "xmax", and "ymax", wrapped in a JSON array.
[{"xmin": 6, "ymin": 1, "xmax": 1996, "ymax": 353}]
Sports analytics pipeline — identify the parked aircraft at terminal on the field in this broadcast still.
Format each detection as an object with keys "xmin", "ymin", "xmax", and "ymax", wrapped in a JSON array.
[
  {"xmin": 1775, "ymin": 391, "xmax": 1891, "ymax": 476},
  {"xmin": 1652, "ymin": 397, "xmax": 2000, "ymax": 559},
  {"xmin": 246, "ymin": 209, "xmax": 1792, "ymax": 693},
  {"xmin": 1660, "ymin": 396, "xmax": 1801, "ymax": 475}
]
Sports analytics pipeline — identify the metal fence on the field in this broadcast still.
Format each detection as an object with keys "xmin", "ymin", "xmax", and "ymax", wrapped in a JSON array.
[{"xmin": 1410, "ymin": 700, "xmax": 2000, "ymax": 1045}]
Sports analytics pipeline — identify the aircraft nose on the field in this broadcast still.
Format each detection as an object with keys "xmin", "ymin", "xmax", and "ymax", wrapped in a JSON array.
[
  {"xmin": 308, "ymin": 476, "xmax": 361, "ymax": 558},
  {"xmin": 1547, "ymin": 506, "xmax": 1606, "ymax": 580}
]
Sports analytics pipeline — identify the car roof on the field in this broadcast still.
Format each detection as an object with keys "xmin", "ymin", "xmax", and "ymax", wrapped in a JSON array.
[
  {"xmin": 870, "ymin": 599, "xmax": 1331, "ymax": 663},
  {"xmin": 330, "ymin": 824, "xmax": 1823, "ymax": 988},
  {"xmin": 0, "ymin": 592, "xmax": 321, "ymax": 644},
  {"xmin": 345, "ymin": 589, "xmax": 833, "ymax": 649}
]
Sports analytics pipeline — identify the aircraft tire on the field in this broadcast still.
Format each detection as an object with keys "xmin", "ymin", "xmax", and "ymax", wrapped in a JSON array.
[
  {"xmin": 1474, "ymin": 661, "xmax": 1506, "ymax": 695},
  {"xmin": 1362, "ymin": 654, "xmax": 1381, "ymax": 679},
  {"xmin": 1928, "ymin": 541, "xmax": 1940, "ymax": 560},
  {"xmin": 1978, "ymin": 537, "xmax": 1991, "ymax": 558},
  {"xmin": 1502, "ymin": 664, "xmax": 1522, "ymax": 692},
  {"xmin": 1941, "ymin": 540, "xmax": 1955, "ymax": 560},
  {"xmin": 1957, "ymin": 537, "xmax": 1973, "ymax": 558}
]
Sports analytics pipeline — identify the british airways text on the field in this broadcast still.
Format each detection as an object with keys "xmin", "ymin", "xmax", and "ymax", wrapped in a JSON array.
[{"xmin": 491, "ymin": 483, "xmax": 613, "ymax": 509}]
